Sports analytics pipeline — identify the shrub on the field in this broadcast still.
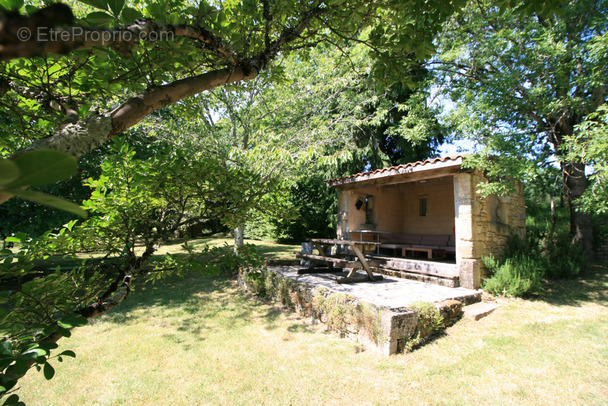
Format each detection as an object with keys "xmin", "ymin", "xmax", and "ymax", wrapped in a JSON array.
[
  {"xmin": 481, "ymin": 226, "xmax": 588, "ymax": 297},
  {"xmin": 482, "ymin": 253, "xmax": 545, "ymax": 297},
  {"xmin": 537, "ymin": 231, "xmax": 587, "ymax": 279},
  {"xmin": 405, "ymin": 301, "xmax": 444, "ymax": 351}
]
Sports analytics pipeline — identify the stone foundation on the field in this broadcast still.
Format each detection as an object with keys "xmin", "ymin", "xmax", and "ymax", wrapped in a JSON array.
[{"xmin": 239, "ymin": 268, "xmax": 466, "ymax": 355}]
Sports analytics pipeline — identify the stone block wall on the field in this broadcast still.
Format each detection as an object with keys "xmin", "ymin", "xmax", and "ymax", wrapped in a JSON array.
[
  {"xmin": 238, "ymin": 267, "xmax": 464, "ymax": 355},
  {"xmin": 454, "ymin": 172, "xmax": 526, "ymax": 289}
]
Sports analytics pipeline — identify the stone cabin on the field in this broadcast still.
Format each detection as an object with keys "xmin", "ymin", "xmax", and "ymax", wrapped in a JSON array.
[{"xmin": 325, "ymin": 155, "xmax": 526, "ymax": 289}]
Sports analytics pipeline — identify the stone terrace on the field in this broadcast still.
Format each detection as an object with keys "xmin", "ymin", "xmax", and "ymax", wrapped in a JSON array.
[
  {"xmin": 274, "ymin": 266, "xmax": 481, "ymax": 310},
  {"xmin": 241, "ymin": 266, "xmax": 482, "ymax": 355}
]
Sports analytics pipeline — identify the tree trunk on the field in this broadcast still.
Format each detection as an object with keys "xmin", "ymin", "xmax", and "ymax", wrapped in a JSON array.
[
  {"xmin": 550, "ymin": 194, "xmax": 556, "ymax": 227},
  {"xmin": 234, "ymin": 224, "xmax": 244, "ymax": 254},
  {"xmin": 564, "ymin": 161, "xmax": 595, "ymax": 259}
]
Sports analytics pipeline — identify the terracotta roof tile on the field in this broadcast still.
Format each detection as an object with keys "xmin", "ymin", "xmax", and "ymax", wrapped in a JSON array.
[{"xmin": 325, "ymin": 155, "xmax": 465, "ymax": 186}]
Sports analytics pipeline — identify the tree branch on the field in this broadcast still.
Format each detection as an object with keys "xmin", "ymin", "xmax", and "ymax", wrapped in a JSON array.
[{"xmin": 0, "ymin": 5, "xmax": 235, "ymax": 62}]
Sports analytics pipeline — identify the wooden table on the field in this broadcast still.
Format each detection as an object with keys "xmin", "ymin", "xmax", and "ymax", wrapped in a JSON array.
[
  {"xmin": 348, "ymin": 230, "xmax": 389, "ymax": 254},
  {"xmin": 296, "ymin": 238, "xmax": 382, "ymax": 283}
]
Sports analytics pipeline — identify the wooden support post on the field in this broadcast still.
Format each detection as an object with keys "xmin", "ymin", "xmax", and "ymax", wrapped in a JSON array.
[{"xmin": 351, "ymin": 245, "xmax": 376, "ymax": 280}]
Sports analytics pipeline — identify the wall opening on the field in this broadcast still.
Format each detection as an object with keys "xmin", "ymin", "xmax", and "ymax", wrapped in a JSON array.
[{"xmin": 419, "ymin": 197, "xmax": 428, "ymax": 217}]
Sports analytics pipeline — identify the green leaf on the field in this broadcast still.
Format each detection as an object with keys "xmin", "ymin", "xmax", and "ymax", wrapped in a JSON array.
[
  {"xmin": 56, "ymin": 326, "xmax": 72, "ymax": 338},
  {"xmin": 107, "ymin": 0, "xmax": 124, "ymax": 17},
  {"xmin": 7, "ymin": 189, "xmax": 88, "ymax": 218},
  {"xmin": 86, "ymin": 11, "xmax": 115, "ymax": 26},
  {"xmin": 38, "ymin": 342, "xmax": 59, "ymax": 351},
  {"xmin": 24, "ymin": 4, "xmax": 38, "ymax": 14},
  {"xmin": 5, "ymin": 150, "xmax": 77, "ymax": 188},
  {"xmin": 3, "ymin": 394, "xmax": 20, "ymax": 404},
  {"xmin": 1, "ymin": 340, "xmax": 12, "ymax": 354},
  {"xmin": 13, "ymin": 359, "xmax": 29, "ymax": 377},
  {"xmin": 43, "ymin": 362, "xmax": 55, "ymax": 380},
  {"xmin": 0, "ymin": 159, "xmax": 20, "ymax": 185},
  {"xmin": 146, "ymin": 3, "xmax": 163, "ymax": 19},
  {"xmin": 58, "ymin": 313, "xmax": 88, "ymax": 329},
  {"xmin": 59, "ymin": 350, "xmax": 76, "ymax": 358},
  {"xmin": 77, "ymin": 0, "xmax": 107, "ymax": 11},
  {"xmin": 0, "ymin": 0, "xmax": 23, "ymax": 11},
  {"xmin": 21, "ymin": 348, "xmax": 47, "ymax": 360},
  {"xmin": 121, "ymin": 6, "xmax": 143, "ymax": 24}
]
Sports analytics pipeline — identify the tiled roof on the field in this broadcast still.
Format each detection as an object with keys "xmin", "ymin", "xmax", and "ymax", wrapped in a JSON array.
[{"xmin": 325, "ymin": 155, "xmax": 465, "ymax": 187}]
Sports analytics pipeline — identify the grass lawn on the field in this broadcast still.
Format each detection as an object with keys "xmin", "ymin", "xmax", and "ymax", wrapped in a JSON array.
[
  {"xmin": 16, "ymin": 252, "xmax": 608, "ymax": 405},
  {"xmin": 33, "ymin": 237, "xmax": 301, "ymax": 269}
]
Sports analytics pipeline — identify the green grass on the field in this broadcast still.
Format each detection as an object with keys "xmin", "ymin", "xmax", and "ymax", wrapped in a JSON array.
[
  {"xmin": 159, "ymin": 237, "xmax": 301, "ymax": 261},
  {"xmin": 15, "ymin": 261, "xmax": 608, "ymax": 405},
  {"xmin": 33, "ymin": 237, "xmax": 300, "ymax": 269}
]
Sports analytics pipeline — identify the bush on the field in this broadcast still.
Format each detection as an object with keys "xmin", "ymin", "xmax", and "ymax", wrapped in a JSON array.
[
  {"xmin": 405, "ymin": 301, "xmax": 444, "ymax": 351},
  {"xmin": 537, "ymin": 231, "xmax": 587, "ymax": 279},
  {"xmin": 502, "ymin": 230, "xmax": 587, "ymax": 280},
  {"xmin": 482, "ymin": 254, "xmax": 545, "ymax": 297}
]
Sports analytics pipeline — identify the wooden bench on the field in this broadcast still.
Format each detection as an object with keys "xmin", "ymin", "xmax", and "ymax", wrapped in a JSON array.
[
  {"xmin": 295, "ymin": 252, "xmax": 362, "ymax": 269},
  {"xmin": 402, "ymin": 245, "xmax": 446, "ymax": 259},
  {"xmin": 379, "ymin": 233, "xmax": 456, "ymax": 259},
  {"xmin": 379, "ymin": 233, "xmax": 421, "ymax": 255}
]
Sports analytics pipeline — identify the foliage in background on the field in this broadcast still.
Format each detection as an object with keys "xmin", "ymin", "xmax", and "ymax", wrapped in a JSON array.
[
  {"xmin": 235, "ymin": 44, "xmax": 446, "ymax": 242},
  {"xmin": 563, "ymin": 104, "xmax": 608, "ymax": 215},
  {"xmin": 434, "ymin": 0, "xmax": 607, "ymax": 257},
  {"xmin": 253, "ymin": 43, "xmax": 446, "ymax": 172}
]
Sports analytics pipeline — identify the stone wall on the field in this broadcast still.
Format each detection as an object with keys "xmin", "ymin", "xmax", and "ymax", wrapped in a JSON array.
[
  {"xmin": 238, "ymin": 267, "xmax": 464, "ymax": 355},
  {"xmin": 400, "ymin": 176, "xmax": 455, "ymax": 235},
  {"xmin": 454, "ymin": 172, "xmax": 526, "ymax": 289}
]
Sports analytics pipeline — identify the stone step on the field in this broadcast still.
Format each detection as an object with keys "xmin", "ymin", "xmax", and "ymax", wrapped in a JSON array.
[
  {"xmin": 376, "ymin": 267, "xmax": 459, "ymax": 288},
  {"xmin": 463, "ymin": 302, "xmax": 501, "ymax": 320},
  {"xmin": 369, "ymin": 255, "xmax": 459, "ymax": 277}
]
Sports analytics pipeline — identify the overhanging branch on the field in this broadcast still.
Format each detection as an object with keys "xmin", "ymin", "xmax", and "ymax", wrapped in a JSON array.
[{"xmin": 0, "ymin": 4, "xmax": 235, "ymax": 62}]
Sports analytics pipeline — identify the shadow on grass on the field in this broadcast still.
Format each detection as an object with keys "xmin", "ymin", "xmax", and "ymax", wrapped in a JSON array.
[
  {"xmin": 91, "ymin": 272, "xmax": 318, "ymax": 343},
  {"xmin": 533, "ymin": 263, "xmax": 608, "ymax": 307},
  {"xmin": 286, "ymin": 323, "xmax": 315, "ymax": 334},
  {"xmin": 93, "ymin": 274, "xmax": 251, "ymax": 327}
]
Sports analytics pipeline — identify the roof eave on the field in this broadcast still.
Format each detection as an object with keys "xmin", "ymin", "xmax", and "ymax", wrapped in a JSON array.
[{"xmin": 325, "ymin": 156, "xmax": 464, "ymax": 188}]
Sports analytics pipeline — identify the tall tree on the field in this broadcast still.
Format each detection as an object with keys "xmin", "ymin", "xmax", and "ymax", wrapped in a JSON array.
[
  {"xmin": 433, "ymin": 0, "xmax": 607, "ymax": 257},
  {"xmin": 230, "ymin": 43, "xmax": 447, "ymax": 241},
  {"xmin": 0, "ymin": 0, "xmax": 465, "ymax": 162}
]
